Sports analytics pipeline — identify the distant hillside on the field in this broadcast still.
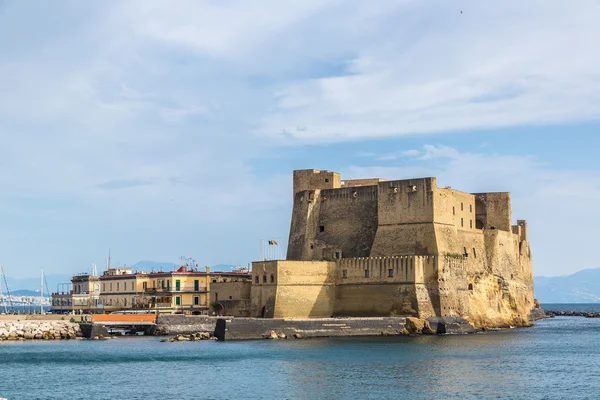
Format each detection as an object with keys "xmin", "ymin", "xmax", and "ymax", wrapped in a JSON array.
[
  {"xmin": 4, "ymin": 274, "xmax": 73, "ymax": 294},
  {"xmin": 128, "ymin": 261, "xmax": 236, "ymax": 272},
  {"xmin": 535, "ymin": 268, "xmax": 600, "ymax": 303},
  {"xmin": 128, "ymin": 260, "xmax": 179, "ymax": 272},
  {"xmin": 11, "ymin": 289, "xmax": 44, "ymax": 297},
  {"xmin": 3, "ymin": 261, "xmax": 239, "ymax": 292},
  {"xmin": 210, "ymin": 264, "xmax": 236, "ymax": 272}
]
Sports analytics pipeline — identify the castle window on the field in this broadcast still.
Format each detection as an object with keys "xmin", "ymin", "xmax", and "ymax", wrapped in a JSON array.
[
  {"xmin": 453, "ymin": 207, "xmax": 455, "ymax": 215},
  {"xmin": 470, "ymin": 220, "xmax": 473, "ymax": 229},
  {"xmin": 468, "ymin": 283, "xmax": 473, "ymax": 291},
  {"xmin": 310, "ymin": 244, "xmax": 314, "ymax": 249},
  {"xmin": 263, "ymin": 275, "xmax": 267, "ymax": 283},
  {"xmin": 461, "ymin": 203, "xmax": 464, "ymax": 211},
  {"xmin": 342, "ymin": 270, "xmax": 347, "ymax": 278},
  {"xmin": 470, "ymin": 204, "xmax": 473, "ymax": 213},
  {"xmin": 388, "ymin": 269, "xmax": 393, "ymax": 278},
  {"xmin": 270, "ymin": 274, "xmax": 274, "ymax": 283},
  {"xmin": 473, "ymin": 248, "xmax": 477, "ymax": 258},
  {"xmin": 319, "ymin": 225, "xmax": 325, "ymax": 232},
  {"xmin": 461, "ymin": 218, "xmax": 464, "ymax": 227},
  {"xmin": 335, "ymin": 252, "xmax": 340, "ymax": 259},
  {"xmin": 364, "ymin": 269, "xmax": 369, "ymax": 278},
  {"xmin": 325, "ymin": 178, "xmax": 329, "ymax": 183},
  {"xmin": 463, "ymin": 247, "xmax": 468, "ymax": 257}
]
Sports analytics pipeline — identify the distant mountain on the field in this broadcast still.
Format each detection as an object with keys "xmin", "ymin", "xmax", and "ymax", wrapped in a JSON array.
[
  {"xmin": 535, "ymin": 268, "xmax": 600, "ymax": 303},
  {"xmin": 210, "ymin": 264, "xmax": 236, "ymax": 272},
  {"xmin": 128, "ymin": 260, "xmax": 179, "ymax": 272},
  {"xmin": 4, "ymin": 274, "xmax": 73, "ymax": 294},
  {"xmin": 11, "ymin": 289, "xmax": 44, "ymax": 297},
  {"xmin": 127, "ymin": 261, "xmax": 236, "ymax": 273}
]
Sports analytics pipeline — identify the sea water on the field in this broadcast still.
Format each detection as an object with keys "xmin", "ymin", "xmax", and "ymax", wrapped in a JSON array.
[{"xmin": 1, "ymin": 315, "xmax": 599, "ymax": 399}]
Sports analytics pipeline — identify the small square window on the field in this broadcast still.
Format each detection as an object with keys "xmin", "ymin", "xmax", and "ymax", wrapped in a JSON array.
[
  {"xmin": 325, "ymin": 178, "xmax": 329, "ymax": 183},
  {"xmin": 342, "ymin": 270, "xmax": 348, "ymax": 278},
  {"xmin": 319, "ymin": 226, "xmax": 325, "ymax": 232}
]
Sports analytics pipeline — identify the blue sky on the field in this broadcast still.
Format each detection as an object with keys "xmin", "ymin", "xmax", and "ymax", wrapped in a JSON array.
[{"xmin": 0, "ymin": 0, "xmax": 599, "ymax": 278}]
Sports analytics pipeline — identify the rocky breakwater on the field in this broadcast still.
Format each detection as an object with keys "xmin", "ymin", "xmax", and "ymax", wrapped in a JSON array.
[
  {"xmin": 545, "ymin": 310, "xmax": 600, "ymax": 318},
  {"xmin": 0, "ymin": 320, "xmax": 84, "ymax": 341},
  {"xmin": 160, "ymin": 332, "xmax": 217, "ymax": 342}
]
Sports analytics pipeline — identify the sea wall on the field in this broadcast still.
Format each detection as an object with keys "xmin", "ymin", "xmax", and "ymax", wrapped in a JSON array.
[
  {"xmin": 0, "ymin": 320, "xmax": 83, "ymax": 340},
  {"xmin": 215, "ymin": 317, "xmax": 409, "ymax": 341},
  {"xmin": 155, "ymin": 314, "xmax": 218, "ymax": 335}
]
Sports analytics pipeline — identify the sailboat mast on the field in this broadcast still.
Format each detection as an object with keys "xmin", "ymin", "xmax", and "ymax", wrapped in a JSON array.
[
  {"xmin": 0, "ymin": 265, "xmax": 6, "ymax": 314},
  {"xmin": 40, "ymin": 268, "xmax": 44, "ymax": 314},
  {"xmin": 1, "ymin": 264, "xmax": 13, "ymax": 313}
]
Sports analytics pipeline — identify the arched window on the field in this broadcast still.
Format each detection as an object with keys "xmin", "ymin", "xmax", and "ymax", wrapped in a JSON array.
[
  {"xmin": 263, "ymin": 275, "xmax": 267, "ymax": 283},
  {"xmin": 468, "ymin": 283, "xmax": 473, "ymax": 291},
  {"xmin": 270, "ymin": 274, "xmax": 275, "ymax": 283}
]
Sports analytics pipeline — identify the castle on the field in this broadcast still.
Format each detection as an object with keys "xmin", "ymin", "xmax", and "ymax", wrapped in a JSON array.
[{"xmin": 251, "ymin": 169, "xmax": 534, "ymax": 327}]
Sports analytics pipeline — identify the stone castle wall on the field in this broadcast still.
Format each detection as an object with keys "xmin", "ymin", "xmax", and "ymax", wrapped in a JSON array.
[{"xmin": 276, "ymin": 169, "xmax": 534, "ymax": 327}]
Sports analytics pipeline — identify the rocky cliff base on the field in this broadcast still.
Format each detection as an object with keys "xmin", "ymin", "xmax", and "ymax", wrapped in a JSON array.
[{"xmin": 0, "ymin": 320, "xmax": 84, "ymax": 340}]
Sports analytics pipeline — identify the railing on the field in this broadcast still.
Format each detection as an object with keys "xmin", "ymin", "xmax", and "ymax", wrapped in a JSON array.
[{"xmin": 144, "ymin": 286, "xmax": 207, "ymax": 293}]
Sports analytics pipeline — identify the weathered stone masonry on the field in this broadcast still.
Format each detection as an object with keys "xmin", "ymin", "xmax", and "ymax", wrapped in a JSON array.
[{"xmin": 252, "ymin": 169, "xmax": 534, "ymax": 328}]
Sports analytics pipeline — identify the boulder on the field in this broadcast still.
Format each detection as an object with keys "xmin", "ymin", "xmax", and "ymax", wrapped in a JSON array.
[
  {"xmin": 277, "ymin": 332, "xmax": 287, "ymax": 339},
  {"xmin": 529, "ymin": 307, "xmax": 546, "ymax": 321},
  {"xmin": 23, "ymin": 332, "xmax": 35, "ymax": 340},
  {"xmin": 264, "ymin": 331, "xmax": 279, "ymax": 339},
  {"xmin": 405, "ymin": 317, "xmax": 429, "ymax": 334},
  {"xmin": 293, "ymin": 333, "xmax": 303, "ymax": 339},
  {"xmin": 427, "ymin": 317, "xmax": 476, "ymax": 334}
]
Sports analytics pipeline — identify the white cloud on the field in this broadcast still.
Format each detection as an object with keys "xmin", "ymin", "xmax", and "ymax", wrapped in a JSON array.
[
  {"xmin": 0, "ymin": 1, "xmax": 598, "ymax": 278},
  {"xmin": 257, "ymin": 0, "xmax": 600, "ymax": 142}
]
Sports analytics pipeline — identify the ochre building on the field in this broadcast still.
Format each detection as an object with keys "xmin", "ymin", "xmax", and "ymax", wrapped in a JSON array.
[
  {"xmin": 251, "ymin": 169, "xmax": 534, "ymax": 327},
  {"xmin": 98, "ymin": 266, "xmax": 250, "ymax": 315}
]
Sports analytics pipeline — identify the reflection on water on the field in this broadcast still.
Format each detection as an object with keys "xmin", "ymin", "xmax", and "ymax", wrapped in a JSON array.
[{"xmin": 0, "ymin": 317, "xmax": 598, "ymax": 399}]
